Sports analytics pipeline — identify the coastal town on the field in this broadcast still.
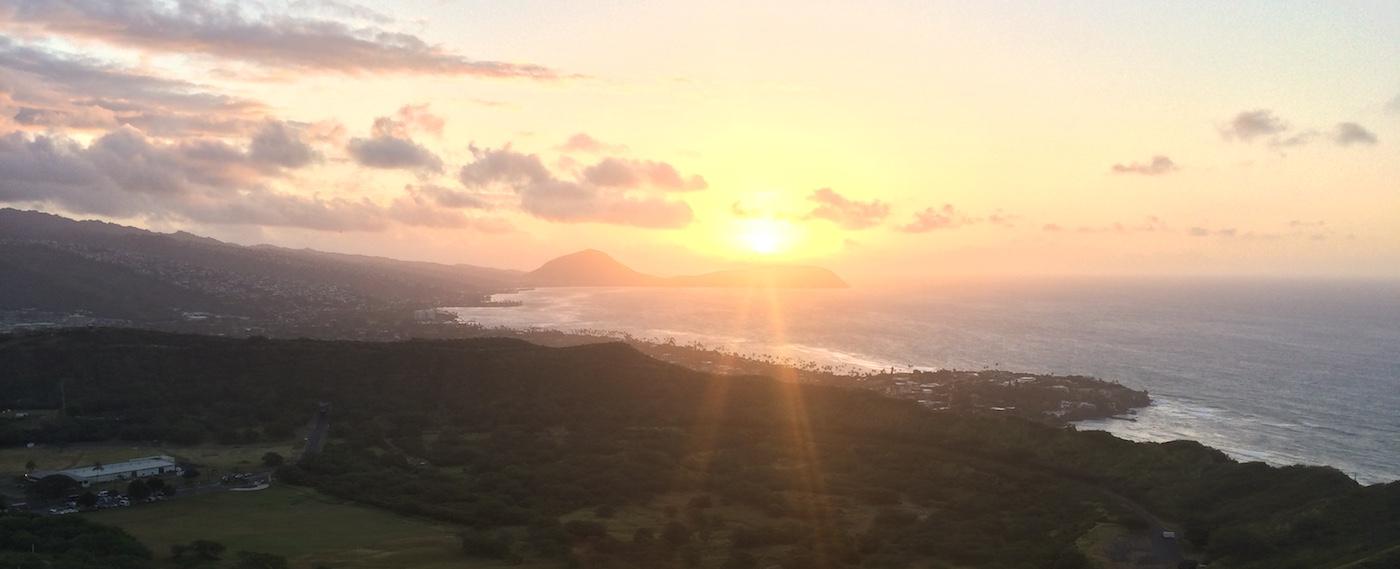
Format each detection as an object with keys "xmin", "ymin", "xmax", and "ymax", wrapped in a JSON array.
[{"xmin": 849, "ymin": 368, "xmax": 1151, "ymax": 423}]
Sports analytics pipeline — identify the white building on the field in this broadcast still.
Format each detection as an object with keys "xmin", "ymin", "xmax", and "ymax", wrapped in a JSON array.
[{"xmin": 32, "ymin": 455, "xmax": 179, "ymax": 487}]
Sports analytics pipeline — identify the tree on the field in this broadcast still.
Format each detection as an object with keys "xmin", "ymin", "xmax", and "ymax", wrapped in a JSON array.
[
  {"xmin": 662, "ymin": 521, "xmax": 692, "ymax": 548},
  {"xmin": 261, "ymin": 452, "xmax": 285, "ymax": 468},
  {"xmin": 722, "ymin": 550, "xmax": 759, "ymax": 569},
  {"xmin": 146, "ymin": 477, "xmax": 167, "ymax": 492},
  {"xmin": 77, "ymin": 491, "xmax": 98, "ymax": 509},
  {"xmin": 264, "ymin": 422, "xmax": 293, "ymax": 440},
  {"xmin": 128, "ymin": 479, "xmax": 153, "ymax": 501},
  {"xmin": 678, "ymin": 544, "xmax": 703, "ymax": 568},
  {"xmin": 25, "ymin": 459, "xmax": 37, "ymax": 472},
  {"xmin": 234, "ymin": 551, "xmax": 289, "ymax": 569},
  {"xmin": 459, "ymin": 529, "xmax": 513, "ymax": 559},
  {"xmin": 1208, "ymin": 527, "xmax": 1276, "ymax": 560},
  {"xmin": 1050, "ymin": 547, "xmax": 1093, "ymax": 569},
  {"xmin": 563, "ymin": 520, "xmax": 608, "ymax": 540},
  {"xmin": 32, "ymin": 474, "xmax": 78, "ymax": 500}
]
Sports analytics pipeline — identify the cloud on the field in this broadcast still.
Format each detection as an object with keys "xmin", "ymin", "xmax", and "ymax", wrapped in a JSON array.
[
  {"xmin": 0, "ymin": 127, "xmax": 514, "ymax": 231},
  {"xmin": 803, "ymin": 188, "xmax": 889, "ymax": 230},
  {"xmin": 248, "ymin": 120, "xmax": 318, "ymax": 168},
  {"xmin": 290, "ymin": 0, "xmax": 394, "ymax": 25},
  {"xmin": 556, "ymin": 133, "xmax": 625, "ymax": 154},
  {"xmin": 1189, "ymin": 226, "xmax": 1237, "ymax": 238},
  {"xmin": 1067, "ymin": 216, "xmax": 1170, "ymax": 234},
  {"xmin": 1183, "ymin": 221, "xmax": 1340, "ymax": 241},
  {"xmin": 346, "ymin": 136, "xmax": 441, "ymax": 171},
  {"xmin": 12, "ymin": 104, "xmax": 113, "ymax": 129},
  {"xmin": 1050, "ymin": 219, "xmax": 1162, "ymax": 234},
  {"xmin": 581, "ymin": 157, "xmax": 706, "ymax": 191},
  {"xmin": 1271, "ymin": 130, "xmax": 1318, "ymax": 148},
  {"xmin": 0, "ymin": 0, "xmax": 564, "ymax": 79},
  {"xmin": 1222, "ymin": 109, "xmax": 1288, "ymax": 142},
  {"xmin": 899, "ymin": 204, "xmax": 975, "ymax": 233},
  {"xmin": 458, "ymin": 146, "xmax": 698, "ymax": 228},
  {"xmin": 1111, "ymin": 155, "xmax": 1178, "ymax": 176},
  {"xmin": 411, "ymin": 184, "xmax": 491, "ymax": 210},
  {"xmin": 1221, "ymin": 110, "xmax": 1376, "ymax": 151},
  {"xmin": 458, "ymin": 145, "xmax": 552, "ymax": 187},
  {"xmin": 1332, "ymin": 122, "xmax": 1378, "ymax": 146},
  {"xmin": 345, "ymin": 110, "xmax": 443, "ymax": 171},
  {"xmin": 386, "ymin": 190, "xmax": 511, "ymax": 231},
  {"xmin": 1388, "ymin": 93, "xmax": 1400, "ymax": 113},
  {"xmin": 0, "ymin": 37, "xmax": 265, "ymax": 135},
  {"xmin": 985, "ymin": 210, "xmax": 1019, "ymax": 227},
  {"xmin": 0, "ymin": 127, "xmax": 398, "ymax": 230},
  {"xmin": 373, "ymin": 104, "xmax": 444, "ymax": 138}
]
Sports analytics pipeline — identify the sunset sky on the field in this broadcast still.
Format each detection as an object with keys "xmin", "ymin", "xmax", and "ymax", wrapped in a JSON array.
[{"xmin": 2, "ymin": 1, "xmax": 1398, "ymax": 281}]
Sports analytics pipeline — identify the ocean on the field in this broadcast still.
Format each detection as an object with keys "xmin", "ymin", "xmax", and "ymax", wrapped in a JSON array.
[{"xmin": 448, "ymin": 278, "xmax": 1400, "ymax": 485}]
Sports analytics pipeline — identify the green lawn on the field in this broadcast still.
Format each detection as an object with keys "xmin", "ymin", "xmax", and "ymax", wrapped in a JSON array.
[{"xmin": 86, "ymin": 484, "xmax": 528, "ymax": 568}]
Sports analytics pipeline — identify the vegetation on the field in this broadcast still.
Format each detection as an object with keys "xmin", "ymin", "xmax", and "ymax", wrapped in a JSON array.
[
  {"xmin": 0, "ymin": 208, "xmax": 512, "ymax": 322},
  {"xmin": 170, "ymin": 540, "xmax": 225, "ymax": 568},
  {"xmin": 3, "ymin": 329, "xmax": 1398, "ymax": 568},
  {"xmin": 0, "ymin": 511, "xmax": 153, "ymax": 569},
  {"xmin": 261, "ymin": 452, "xmax": 285, "ymax": 468}
]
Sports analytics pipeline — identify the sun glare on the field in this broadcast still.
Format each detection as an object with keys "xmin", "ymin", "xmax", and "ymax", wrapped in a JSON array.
[{"xmin": 739, "ymin": 219, "xmax": 794, "ymax": 255}]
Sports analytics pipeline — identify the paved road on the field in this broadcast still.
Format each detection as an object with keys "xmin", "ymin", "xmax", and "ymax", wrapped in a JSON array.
[
  {"xmin": 1099, "ymin": 488, "xmax": 1184, "ymax": 568},
  {"xmin": 299, "ymin": 403, "xmax": 331, "ymax": 462}
]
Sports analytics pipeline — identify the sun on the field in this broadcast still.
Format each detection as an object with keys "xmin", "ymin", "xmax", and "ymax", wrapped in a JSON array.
[{"xmin": 738, "ymin": 218, "xmax": 795, "ymax": 255}]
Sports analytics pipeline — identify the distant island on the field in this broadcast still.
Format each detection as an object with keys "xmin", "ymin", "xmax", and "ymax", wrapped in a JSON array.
[{"xmin": 525, "ymin": 249, "xmax": 849, "ymax": 288}]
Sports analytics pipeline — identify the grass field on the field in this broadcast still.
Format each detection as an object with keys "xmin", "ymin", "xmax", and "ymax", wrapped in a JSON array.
[{"xmin": 86, "ymin": 484, "xmax": 533, "ymax": 568}]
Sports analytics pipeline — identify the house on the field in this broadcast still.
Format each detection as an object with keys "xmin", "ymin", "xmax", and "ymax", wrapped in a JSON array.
[{"xmin": 30, "ymin": 456, "xmax": 180, "ymax": 487}]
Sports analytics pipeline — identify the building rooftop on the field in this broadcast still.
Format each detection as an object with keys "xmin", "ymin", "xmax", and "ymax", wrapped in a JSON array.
[{"xmin": 34, "ymin": 455, "xmax": 177, "ymax": 481}]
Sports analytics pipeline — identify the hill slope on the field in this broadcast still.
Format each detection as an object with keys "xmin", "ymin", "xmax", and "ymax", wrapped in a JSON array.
[
  {"xmin": 1, "ymin": 329, "xmax": 1395, "ymax": 569},
  {"xmin": 0, "ymin": 209, "xmax": 520, "ymax": 320}
]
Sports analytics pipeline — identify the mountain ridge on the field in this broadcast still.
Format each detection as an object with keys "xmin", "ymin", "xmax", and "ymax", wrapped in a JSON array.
[{"xmin": 0, "ymin": 208, "xmax": 518, "ymax": 320}]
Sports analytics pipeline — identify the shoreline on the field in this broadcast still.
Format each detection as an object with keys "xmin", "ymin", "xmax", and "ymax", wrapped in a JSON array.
[{"xmin": 446, "ymin": 293, "xmax": 1400, "ymax": 486}]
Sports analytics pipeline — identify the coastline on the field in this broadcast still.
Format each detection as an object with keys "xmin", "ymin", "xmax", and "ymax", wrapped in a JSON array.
[{"xmin": 442, "ymin": 286, "xmax": 1400, "ymax": 486}]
